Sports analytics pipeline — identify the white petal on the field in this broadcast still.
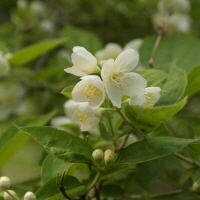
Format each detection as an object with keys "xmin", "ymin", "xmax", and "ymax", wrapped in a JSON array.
[
  {"xmin": 115, "ymin": 49, "xmax": 139, "ymax": 71},
  {"xmin": 81, "ymin": 115, "xmax": 100, "ymax": 131},
  {"xmin": 120, "ymin": 72, "xmax": 147, "ymax": 96},
  {"xmin": 72, "ymin": 46, "xmax": 98, "ymax": 71},
  {"xmin": 105, "ymin": 79, "xmax": 122, "ymax": 108},
  {"xmin": 124, "ymin": 38, "xmax": 143, "ymax": 51},
  {"xmin": 101, "ymin": 59, "xmax": 114, "ymax": 81},
  {"xmin": 145, "ymin": 87, "xmax": 161, "ymax": 104},
  {"xmin": 129, "ymin": 93, "xmax": 145, "ymax": 105},
  {"xmin": 64, "ymin": 67, "xmax": 88, "ymax": 76}
]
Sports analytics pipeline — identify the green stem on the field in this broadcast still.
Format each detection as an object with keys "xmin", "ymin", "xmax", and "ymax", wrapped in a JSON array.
[
  {"xmin": 116, "ymin": 108, "xmax": 146, "ymax": 140},
  {"xmin": 5, "ymin": 190, "xmax": 19, "ymax": 200},
  {"xmin": 86, "ymin": 171, "xmax": 101, "ymax": 194},
  {"xmin": 174, "ymin": 153, "xmax": 200, "ymax": 168}
]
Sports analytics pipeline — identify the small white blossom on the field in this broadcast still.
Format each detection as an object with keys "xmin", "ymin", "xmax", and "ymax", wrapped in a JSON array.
[
  {"xmin": 65, "ymin": 46, "xmax": 100, "ymax": 76},
  {"xmin": 101, "ymin": 49, "xmax": 147, "ymax": 108},
  {"xmin": 24, "ymin": 191, "xmax": 36, "ymax": 200},
  {"xmin": 129, "ymin": 87, "xmax": 161, "ymax": 107},
  {"xmin": 72, "ymin": 75, "xmax": 105, "ymax": 108},
  {"xmin": 64, "ymin": 99, "xmax": 76, "ymax": 117},
  {"xmin": 124, "ymin": 38, "xmax": 143, "ymax": 51},
  {"xmin": 72, "ymin": 102, "xmax": 102, "ymax": 131},
  {"xmin": 4, "ymin": 190, "xmax": 19, "ymax": 200},
  {"xmin": 0, "ymin": 176, "xmax": 11, "ymax": 190}
]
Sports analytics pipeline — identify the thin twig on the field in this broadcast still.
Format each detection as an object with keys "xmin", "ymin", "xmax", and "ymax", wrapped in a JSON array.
[
  {"xmin": 174, "ymin": 153, "xmax": 200, "ymax": 168},
  {"xmin": 148, "ymin": 12, "xmax": 171, "ymax": 68},
  {"xmin": 116, "ymin": 132, "xmax": 130, "ymax": 152}
]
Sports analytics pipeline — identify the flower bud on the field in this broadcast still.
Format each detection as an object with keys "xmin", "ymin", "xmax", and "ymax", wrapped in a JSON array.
[
  {"xmin": 104, "ymin": 149, "xmax": 115, "ymax": 165},
  {"xmin": 92, "ymin": 149, "xmax": 104, "ymax": 162},
  {"xmin": 0, "ymin": 176, "xmax": 11, "ymax": 190},
  {"xmin": 24, "ymin": 191, "xmax": 36, "ymax": 200},
  {"xmin": 192, "ymin": 182, "xmax": 200, "ymax": 193},
  {"xmin": 4, "ymin": 190, "xmax": 19, "ymax": 200}
]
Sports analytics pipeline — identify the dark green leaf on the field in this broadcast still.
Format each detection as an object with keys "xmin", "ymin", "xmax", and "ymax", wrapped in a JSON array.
[
  {"xmin": 9, "ymin": 38, "xmax": 67, "ymax": 65},
  {"xmin": 115, "ymin": 137, "xmax": 197, "ymax": 165},
  {"xmin": 100, "ymin": 184, "xmax": 124, "ymax": 198},
  {"xmin": 124, "ymin": 97, "xmax": 187, "ymax": 134},
  {"xmin": 15, "ymin": 126, "xmax": 94, "ymax": 164}
]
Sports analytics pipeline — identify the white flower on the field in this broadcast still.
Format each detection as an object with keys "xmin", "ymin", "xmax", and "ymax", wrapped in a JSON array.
[
  {"xmin": 72, "ymin": 102, "xmax": 102, "ymax": 131},
  {"xmin": 0, "ymin": 52, "xmax": 10, "ymax": 77},
  {"xmin": 129, "ymin": 87, "xmax": 161, "ymax": 106},
  {"xmin": 24, "ymin": 191, "xmax": 36, "ymax": 200},
  {"xmin": 124, "ymin": 38, "xmax": 143, "ymax": 51},
  {"xmin": 101, "ymin": 49, "xmax": 147, "ymax": 108},
  {"xmin": 65, "ymin": 46, "xmax": 100, "ymax": 76},
  {"xmin": 72, "ymin": 75, "xmax": 105, "ymax": 108}
]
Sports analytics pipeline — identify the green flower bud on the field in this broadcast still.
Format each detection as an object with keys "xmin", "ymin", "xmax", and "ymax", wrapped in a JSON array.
[
  {"xmin": 4, "ymin": 190, "xmax": 19, "ymax": 200},
  {"xmin": 24, "ymin": 191, "xmax": 36, "ymax": 200},
  {"xmin": 92, "ymin": 149, "xmax": 104, "ymax": 162},
  {"xmin": 104, "ymin": 149, "xmax": 115, "ymax": 165},
  {"xmin": 0, "ymin": 176, "xmax": 11, "ymax": 190}
]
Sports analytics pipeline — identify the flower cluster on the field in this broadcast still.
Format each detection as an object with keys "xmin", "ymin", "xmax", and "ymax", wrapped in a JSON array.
[
  {"xmin": 64, "ymin": 46, "xmax": 161, "ymax": 131},
  {"xmin": 152, "ymin": 0, "xmax": 191, "ymax": 34}
]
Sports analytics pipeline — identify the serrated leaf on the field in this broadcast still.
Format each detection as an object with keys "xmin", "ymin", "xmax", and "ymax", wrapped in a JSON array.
[
  {"xmin": 124, "ymin": 97, "xmax": 187, "ymax": 134},
  {"xmin": 115, "ymin": 137, "xmax": 197, "ymax": 165},
  {"xmin": 15, "ymin": 126, "xmax": 94, "ymax": 164},
  {"xmin": 9, "ymin": 38, "xmax": 67, "ymax": 65}
]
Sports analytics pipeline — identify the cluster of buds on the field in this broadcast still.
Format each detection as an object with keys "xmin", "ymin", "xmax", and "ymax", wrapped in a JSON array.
[
  {"xmin": 0, "ymin": 176, "xmax": 36, "ymax": 200},
  {"xmin": 92, "ymin": 149, "xmax": 116, "ymax": 166}
]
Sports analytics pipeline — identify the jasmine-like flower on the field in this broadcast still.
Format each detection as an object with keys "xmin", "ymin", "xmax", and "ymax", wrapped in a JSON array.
[
  {"xmin": 72, "ymin": 102, "xmax": 102, "ymax": 131},
  {"xmin": 101, "ymin": 49, "xmax": 147, "ymax": 108},
  {"xmin": 65, "ymin": 46, "xmax": 100, "ymax": 76},
  {"xmin": 129, "ymin": 87, "xmax": 161, "ymax": 107},
  {"xmin": 72, "ymin": 75, "xmax": 105, "ymax": 108}
]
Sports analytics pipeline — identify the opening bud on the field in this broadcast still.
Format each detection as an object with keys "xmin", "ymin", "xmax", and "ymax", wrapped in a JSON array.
[
  {"xmin": 92, "ymin": 149, "xmax": 104, "ymax": 162},
  {"xmin": 104, "ymin": 149, "xmax": 115, "ymax": 165},
  {"xmin": 24, "ymin": 191, "xmax": 36, "ymax": 200},
  {"xmin": 4, "ymin": 190, "xmax": 19, "ymax": 200},
  {"xmin": 0, "ymin": 176, "xmax": 11, "ymax": 190}
]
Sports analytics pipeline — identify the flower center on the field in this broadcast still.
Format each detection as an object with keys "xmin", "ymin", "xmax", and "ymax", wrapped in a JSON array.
[
  {"xmin": 77, "ymin": 112, "xmax": 88, "ymax": 123},
  {"xmin": 82, "ymin": 83, "xmax": 101, "ymax": 100},
  {"xmin": 142, "ymin": 93, "xmax": 154, "ymax": 106},
  {"xmin": 110, "ymin": 69, "xmax": 130, "ymax": 90}
]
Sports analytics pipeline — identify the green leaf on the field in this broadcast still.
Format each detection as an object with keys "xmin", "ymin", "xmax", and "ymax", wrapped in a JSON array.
[
  {"xmin": 15, "ymin": 126, "xmax": 94, "ymax": 164},
  {"xmin": 115, "ymin": 137, "xmax": 197, "ymax": 165},
  {"xmin": 36, "ymin": 175, "xmax": 85, "ymax": 200},
  {"xmin": 179, "ymin": 168, "xmax": 196, "ymax": 185},
  {"xmin": 99, "ymin": 122, "xmax": 113, "ymax": 141},
  {"xmin": 60, "ymin": 86, "xmax": 73, "ymax": 99},
  {"xmin": 183, "ymin": 65, "xmax": 200, "ymax": 97},
  {"xmin": 9, "ymin": 38, "xmax": 67, "ymax": 65},
  {"xmin": 0, "ymin": 112, "xmax": 56, "ymax": 169},
  {"xmin": 137, "ymin": 69, "xmax": 168, "ymax": 87},
  {"xmin": 157, "ymin": 66, "xmax": 187, "ymax": 106},
  {"xmin": 140, "ymin": 36, "xmax": 200, "ymax": 72},
  {"xmin": 41, "ymin": 155, "xmax": 72, "ymax": 183},
  {"xmin": 60, "ymin": 25, "xmax": 103, "ymax": 54},
  {"xmin": 100, "ymin": 184, "xmax": 124, "ymax": 198},
  {"xmin": 164, "ymin": 117, "xmax": 195, "ymax": 139},
  {"xmin": 124, "ymin": 97, "xmax": 187, "ymax": 134}
]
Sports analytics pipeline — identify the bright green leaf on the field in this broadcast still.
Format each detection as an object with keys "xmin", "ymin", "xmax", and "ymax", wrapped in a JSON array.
[
  {"xmin": 140, "ymin": 36, "xmax": 200, "ymax": 72},
  {"xmin": 115, "ymin": 137, "xmax": 197, "ymax": 165},
  {"xmin": 183, "ymin": 65, "xmax": 200, "ymax": 97},
  {"xmin": 15, "ymin": 126, "xmax": 94, "ymax": 164},
  {"xmin": 41, "ymin": 155, "xmax": 72, "ymax": 183},
  {"xmin": 60, "ymin": 86, "xmax": 73, "ymax": 99},
  {"xmin": 9, "ymin": 38, "xmax": 67, "ymax": 65},
  {"xmin": 124, "ymin": 97, "xmax": 187, "ymax": 134}
]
